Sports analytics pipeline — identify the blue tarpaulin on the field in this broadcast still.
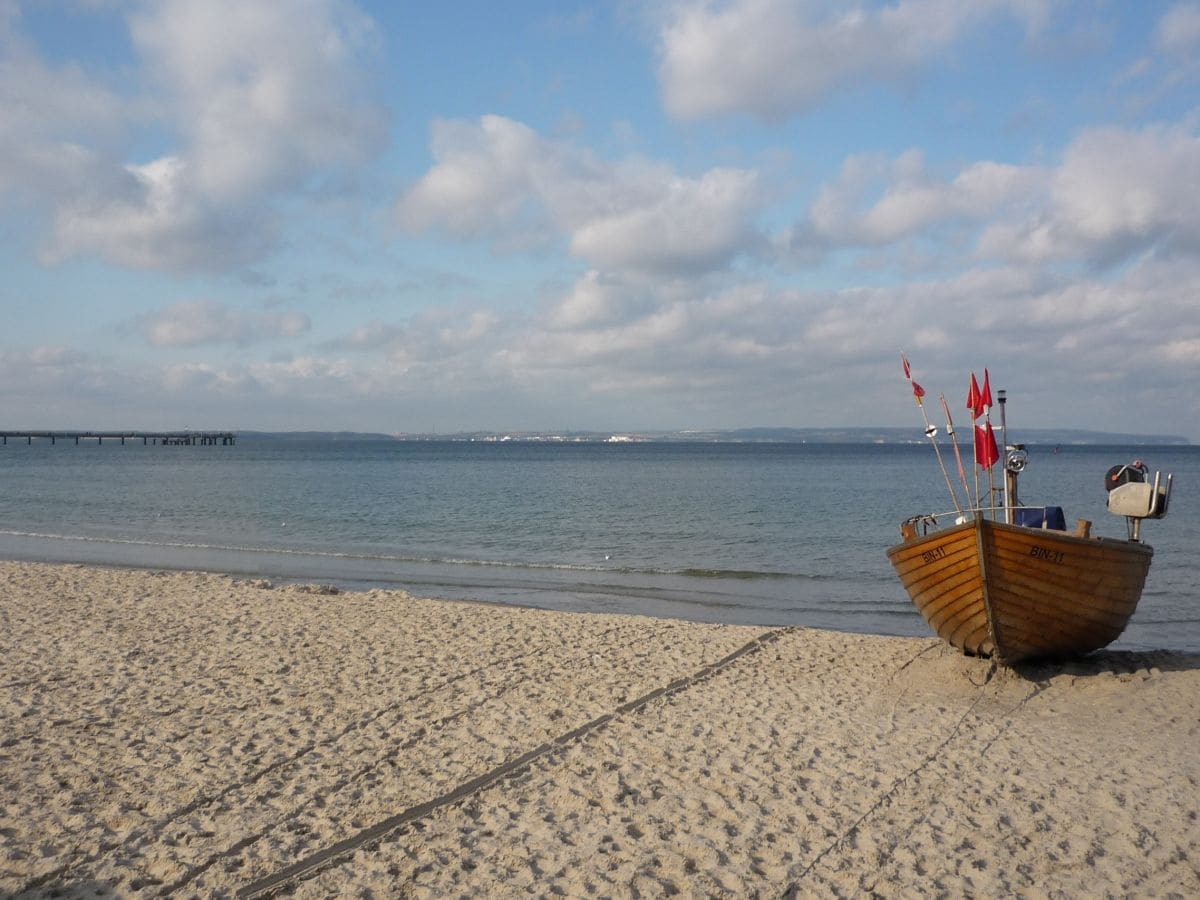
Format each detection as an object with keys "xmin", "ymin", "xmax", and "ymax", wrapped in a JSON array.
[{"xmin": 1013, "ymin": 506, "xmax": 1066, "ymax": 530}]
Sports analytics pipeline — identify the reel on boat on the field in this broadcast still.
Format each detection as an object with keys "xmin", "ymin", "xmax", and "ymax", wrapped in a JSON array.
[{"xmin": 1106, "ymin": 460, "xmax": 1172, "ymax": 541}]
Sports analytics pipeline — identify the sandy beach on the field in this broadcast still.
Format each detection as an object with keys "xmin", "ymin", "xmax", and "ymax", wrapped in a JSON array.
[{"xmin": 2, "ymin": 560, "xmax": 1197, "ymax": 898}]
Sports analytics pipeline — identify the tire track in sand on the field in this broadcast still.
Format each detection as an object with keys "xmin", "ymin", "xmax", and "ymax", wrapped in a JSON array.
[{"xmin": 235, "ymin": 626, "xmax": 797, "ymax": 899}]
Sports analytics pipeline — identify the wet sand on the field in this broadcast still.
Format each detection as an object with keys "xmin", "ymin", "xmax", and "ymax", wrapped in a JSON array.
[{"xmin": 2, "ymin": 560, "xmax": 1197, "ymax": 897}]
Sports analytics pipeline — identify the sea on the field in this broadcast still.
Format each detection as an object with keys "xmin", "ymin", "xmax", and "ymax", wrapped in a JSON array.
[{"xmin": 1, "ymin": 439, "xmax": 1196, "ymax": 653}]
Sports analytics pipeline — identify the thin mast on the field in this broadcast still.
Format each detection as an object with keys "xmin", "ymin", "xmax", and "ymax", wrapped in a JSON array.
[
  {"xmin": 982, "ymin": 371, "xmax": 996, "ymax": 518},
  {"xmin": 940, "ymin": 393, "xmax": 973, "ymax": 510},
  {"xmin": 968, "ymin": 373, "xmax": 981, "ymax": 512},
  {"xmin": 998, "ymin": 389, "xmax": 1009, "ymax": 523},
  {"xmin": 901, "ymin": 354, "xmax": 962, "ymax": 516}
]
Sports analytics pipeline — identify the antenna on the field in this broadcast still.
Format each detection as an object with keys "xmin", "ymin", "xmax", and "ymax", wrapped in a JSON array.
[{"xmin": 998, "ymin": 389, "xmax": 1009, "ymax": 522}]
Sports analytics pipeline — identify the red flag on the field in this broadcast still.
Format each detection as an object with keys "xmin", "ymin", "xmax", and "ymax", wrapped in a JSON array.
[
  {"xmin": 967, "ymin": 372, "xmax": 983, "ymax": 420},
  {"xmin": 980, "ymin": 368, "xmax": 993, "ymax": 411},
  {"xmin": 911, "ymin": 380, "xmax": 926, "ymax": 403},
  {"xmin": 901, "ymin": 353, "xmax": 912, "ymax": 379},
  {"xmin": 975, "ymin": 423, "xmax": 999, "ymax": 468}
]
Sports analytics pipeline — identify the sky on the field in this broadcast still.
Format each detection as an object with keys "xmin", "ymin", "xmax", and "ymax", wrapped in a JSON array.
[{"xmin": 2, "ymin": 1, "xmax": 1199, "ymax": 438}]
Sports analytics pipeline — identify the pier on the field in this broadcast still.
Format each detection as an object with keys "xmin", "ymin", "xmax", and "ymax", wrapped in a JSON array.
[{"xmin": 0, "ymin": 431, "xmax": 236, "ymax": 446}]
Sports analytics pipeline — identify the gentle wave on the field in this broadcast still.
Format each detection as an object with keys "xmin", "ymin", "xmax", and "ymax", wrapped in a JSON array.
[
  {"xmin": 677, "ymin": 567, "xmax": 798, "ymax": 581},
  {"xmin": 0, "ymin": 528, "xmax": 814, "ymax": 582}
]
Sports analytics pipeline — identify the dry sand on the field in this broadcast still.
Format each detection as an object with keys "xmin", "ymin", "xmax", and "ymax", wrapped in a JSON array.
[{"xmin": 1, "ymin": 559, "xmax": 1197, "ymax": 898}]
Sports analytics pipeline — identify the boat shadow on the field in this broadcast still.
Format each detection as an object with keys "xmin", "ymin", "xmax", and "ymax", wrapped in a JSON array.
[{"xmin": 1010, "ymin": 647, "xmax": 1200, "ymax": 679}]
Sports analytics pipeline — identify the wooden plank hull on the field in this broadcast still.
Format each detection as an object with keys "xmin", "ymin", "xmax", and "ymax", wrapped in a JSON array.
[{"xmin": 887, "ymin": 519, "xmax": 1153, "ymax": 664}]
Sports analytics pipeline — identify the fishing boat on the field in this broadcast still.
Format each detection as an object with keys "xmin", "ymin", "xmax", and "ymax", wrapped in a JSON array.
[{"xmin": 887, "ymin": 363, "xmax": 1173, "ymax": 665}]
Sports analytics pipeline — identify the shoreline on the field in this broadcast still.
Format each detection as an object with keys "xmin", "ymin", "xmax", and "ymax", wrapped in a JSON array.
[
  {"xmin": 0, "ymin": 531, "xmax": 932, "ymax": 638},
  {"xmin": 3, "ymin": 560, "xmax": 1198, "ymax": 897},
  {"xmin": 4, "ymin": 535, "xmax": 1195, "ymax": 657}
]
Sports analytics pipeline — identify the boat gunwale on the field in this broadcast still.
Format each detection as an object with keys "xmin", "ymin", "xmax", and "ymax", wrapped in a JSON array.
[{"xmin": 886, "ymin": 514, "xmax": 1154, "ymax": 560}]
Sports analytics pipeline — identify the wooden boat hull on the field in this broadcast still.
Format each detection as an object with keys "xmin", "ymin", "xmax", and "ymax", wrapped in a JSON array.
[{"xmin": 887, "ymin": 518, "xmax": 1153, "ymax": 664}]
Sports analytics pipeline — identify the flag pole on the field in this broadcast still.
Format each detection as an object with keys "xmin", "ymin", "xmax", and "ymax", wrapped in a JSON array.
[
  {"xmin": 982, "ymin": 369, "xmax": 996, "ymax": 519},
  {"xmin": 986, "ymin": 417, "xmax": 996, "ymax": 517},
  {"xmin": 998, "ymin": 389, "xmax": 1010, "ymax": 523},
  {"xmin": 940, "ymin": 394, "xmax": 972, "ymax": 511},
  {"xmin": 967, "ymin": 371, "xmax": 981, "ymax": 513},
  {"xmin": 901, "ymin": 354, "xmax": 961, "ymax": 516}
]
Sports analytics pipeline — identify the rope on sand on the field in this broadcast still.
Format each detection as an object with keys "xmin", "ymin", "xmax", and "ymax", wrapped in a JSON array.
[{"xmin": 237, "ymin": 625, "xmax": 798, "ymax": 899}]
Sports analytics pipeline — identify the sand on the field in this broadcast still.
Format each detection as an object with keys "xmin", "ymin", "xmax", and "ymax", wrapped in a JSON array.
[{"xmin": 1, "ymin": 560, "xmax": 1197, "ymax": 898}]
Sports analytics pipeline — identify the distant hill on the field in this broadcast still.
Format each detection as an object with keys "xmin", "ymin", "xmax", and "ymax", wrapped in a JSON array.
[
  {"xmin": 235, "ymin": 428, "xmax": 1190, "ymax": 445},
  {"xmin": 719, "ymin": 427, "xmax": 1192, "ymax": 446},
  {"xmin": 237, "ymin": 430, "xmax": 397, "ymax": 441}
]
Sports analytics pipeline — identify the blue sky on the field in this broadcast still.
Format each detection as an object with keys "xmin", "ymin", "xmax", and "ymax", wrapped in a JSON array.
[{"xmin": 2, "ymin": 0, "xmax": 1199, "ymax": 437}]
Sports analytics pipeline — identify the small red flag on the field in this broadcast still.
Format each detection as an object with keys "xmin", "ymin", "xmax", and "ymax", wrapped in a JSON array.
[
  {"xmin": 975, "ymin": 423, "xmax": 999, "ymax": 468},
  {"xmin": 980, "ymin": 368, "xmax": 993, "ymax": 411},
  {"xmin": 901, "ymin": 353, "xmax": 912, "ymax": 380},
  {"xmin": 911, "ymin": 380, "xmax": 926, "ymax": 403},
  {"xmin": 967, "ymin": 372, "xmax": 983, "ymax": 420}
]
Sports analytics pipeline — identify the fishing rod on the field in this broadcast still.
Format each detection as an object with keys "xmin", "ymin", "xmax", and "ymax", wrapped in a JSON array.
[
  {"xmin": 901, "ymin": 354, "xmax": 962, "ymax": 516},
  {"xmin": 940, "ymin": 393, "xmax": 973, "ymax": 511}
]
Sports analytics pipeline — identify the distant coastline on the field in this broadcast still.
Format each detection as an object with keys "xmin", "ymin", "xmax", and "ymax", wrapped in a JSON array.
[{"xmin": 233, "ymin": 427, "xmax": 1192, "ymax": 446}]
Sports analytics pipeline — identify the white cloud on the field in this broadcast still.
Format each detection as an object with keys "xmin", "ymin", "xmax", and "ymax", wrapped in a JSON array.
[
  {"xmin": 978, "ymin": 123, "xmax": 1200, "ymax": 263},
  {"xmin": 159, "ymin": 356, "xmax": 356, "ymax": 399},
  {"xmin": 790, "ymin": 122, "xmax": 1200, "ymax": 269},
  {"xmin": 323, "ymin": 320, "xmax": 407, "ymax": 351},
  {"xmin": 569, "ymin": 167, "xmax": 762, "ymax": 274},
  {"xmin": 244, "ymin": 356, "xmax": 354, "ymax": 388},
  {"xmin": 0, "ymin": 7, "xmax": 130, "ymax": 204},
  {"xmin": 4, "ymin": 0, "xmax": 387, "ymax": 272},
  {"xmin": 136, "ymin": 299, "xmax": 311, "ymax": 347},
  {"xmin": 501, "ymin": 278, "xmax": 845, "ymax": 416},
  {"xmin": 396, "ymin": 116, "xmax": 560, "ymax": 245},
  {"xmin": 47, "ymin": 156, "xmax": 281, "ymax": 270},
  {"xmin": 546, "ymin": 270, "xmax": 652, "ymax": 330},
  {"xmin": 321, "ymin": 305, "xmax": 516, "ymax": 404},
  {"xmin": 510, "ymin": 303, "xmax": 692, "ymax": 370},
  {"xmin": 655, "ymin": 0, "xmax": 1046, "ymax": 120},
  {"xmin": 808, "ymin": 150, "xmax": 1045, "ymax": 246},
  {"xmin": 160, "ymin": 362, "xmax": 239, "ymax": 392},
  {"xmin": 22, "ymin": 345, "xmax": 88, "ymax": 367},
  {"xmin": 1157, "ymin": 3, "xmax": 1200, "ymax": 55},
  {"xmin": 4, "ymin": 247, "xmax": 1199, "ymax": 433},
  {"xmin": 397, "ymin": 115, "xmax": 763, "ymax": 275},
  {"xmin": 129, "ymin": 0, "xmax": 383, "ymax": 199},
  {"xmin": 1163, "ymin": 337, "xmax": 1200, "ymax": 363}
]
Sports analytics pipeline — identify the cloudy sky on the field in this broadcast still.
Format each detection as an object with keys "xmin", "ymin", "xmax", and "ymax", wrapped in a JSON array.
[{"xmin": 3, "ymin": 1, "xmax": 1199, "ymax": 438}]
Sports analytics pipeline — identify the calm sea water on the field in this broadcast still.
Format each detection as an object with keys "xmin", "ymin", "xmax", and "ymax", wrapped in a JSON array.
[{"xmin": 1, "ymin": 439, "xmax": 1196, "ymax": 652}]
